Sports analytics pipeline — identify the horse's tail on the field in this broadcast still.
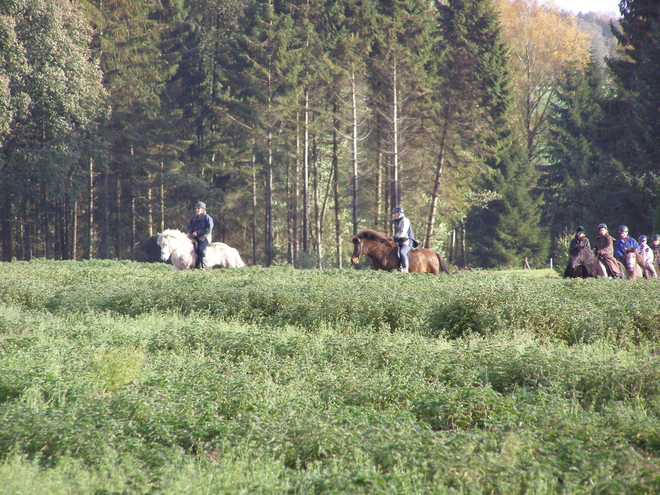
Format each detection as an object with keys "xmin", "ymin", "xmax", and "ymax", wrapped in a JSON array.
[{"xmin": 437, "ymin": 253, "xmax": 450, "ymax": 275}]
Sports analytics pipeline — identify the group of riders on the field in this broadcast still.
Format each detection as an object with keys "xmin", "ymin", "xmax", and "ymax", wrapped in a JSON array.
[{"xmin": 564, "ymin": 223, "xmax": 659, "ymax": 279}]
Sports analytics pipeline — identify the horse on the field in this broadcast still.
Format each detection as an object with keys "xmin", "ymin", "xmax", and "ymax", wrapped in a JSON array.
[
  {"xmin": 156, "ymin": 229, "xmax": 246, "ymax": 271},
  {"xmin": 351, "ymin": 229, "xmax": 450, "ymax": 275},
  {"xmin": 623, "ymin": 247, "xmax": 644, "ymax": 280},
  {"xmin": 565, "ymin": 244, "xmax": 609, "ymax": 278}
]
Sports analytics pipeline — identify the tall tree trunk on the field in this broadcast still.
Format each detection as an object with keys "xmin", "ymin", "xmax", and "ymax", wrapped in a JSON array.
[
  {"xmin": 266, "ymin": 126, "xmax": 273, "ymax": 266},
  {"xmin": 115, "ymin": 175, "xmax": 121, "ymax": 259},
  {"xmin": 72, "ymin": 200, "xmax": 78, "ymax": 260},
  {"xmin": 251, "ymin": 145, "xmax": 258, "ymax": 265},
  {"xmin": 130, "ymin": 145, "xmax": 136, "ymax": 260},
  {"xmin": 293, "ymin": 121, "xmax": 300, "ymax": 262},
  {"xmin": 87, "ymin": 157, "xmax": 94, "ymax": 259},
  {"xmin": 426, "ymin": 105, "xmax": 451, "ymax": 249},
  {"xmin": 303, "ymin": 89, "xmax": 310, "ymax": 253},
  {"xmin": 23, "ymin": 198, "xmax": 32, "ymax": 261},
  {"xmin": 147, "ymin": 176, "xmax": 153, "ymax": 238},
  {"xmin": 461, "ymin": 219, "xmax": 466, "ymax": 268},
  {"xmin": 159, "ymin": 162, "xmax": 165, "ymax": 233},
  {"xmin": 16, "ymin": 200, "xmax": 24, "ymax": 260},
  {"xmin": 312, "ymin": 138, "xmax": 322, "ymax": 269},
  {"xmin": 130, "ymin": 192, "xmax": 136, "ymax": 260},
  {"xmin": 1, "ymin": 198, "xmax": 12, "ymax": 262},
  {"xmin": 43, "ymin": 186, "xmax": 50, "ymax": 260},
  {"xmin": 391, "ymin": 64, "xmax": 400, "ymax": 209},
  {"xmin": 101, "ymin": 165, "xmax": 110, "ymax": 259},
  {"xmin": 351, "ymin": 73, "xmax": 359, "ymax": 236},
  {"xmin": 332, "ymin": 104, "xmax": 342, "ymax": 269},
  {"xmin": 375, "ymin": 145, "xmax": 383, "ymax": 230}
]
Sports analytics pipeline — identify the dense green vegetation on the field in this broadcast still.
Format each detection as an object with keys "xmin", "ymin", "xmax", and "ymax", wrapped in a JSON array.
[{"xmin": 1, "ymin": 260, "xmax": 660, "ymax": 493}]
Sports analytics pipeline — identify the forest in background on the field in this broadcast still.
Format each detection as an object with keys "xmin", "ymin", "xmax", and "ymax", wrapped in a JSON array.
[{"xmin": 1, "ymin": 0, "xmax": 658, "ymax": 269}]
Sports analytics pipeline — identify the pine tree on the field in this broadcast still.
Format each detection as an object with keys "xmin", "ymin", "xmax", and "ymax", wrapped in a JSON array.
[
  {"xmin": 606, "ymin": 0, "xmax": 660, "ymax": 231},
  {"xmin": 542, "ymin": 56, "xmax": 628, "ymax": 243},
  {"xmin": 466, "ymin": 139, "xmax": 547, "ymax": 268}
]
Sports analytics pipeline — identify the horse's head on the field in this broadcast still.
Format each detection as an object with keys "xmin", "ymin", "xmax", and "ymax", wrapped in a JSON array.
[
  {"xmin": 157, "ymin": 233, "xmax": 172, "ymax": 261},
  {"xmin": 624, "ymin": 247, "xmax": 638, "ymax": 271},
  {"xmin": 351, "ymin": 230, "xmax": 394, "ymax": 265},
  {"xmin": 569, "ymin": 245, "xmax": 592, "ymax": 268},
  {"xmin": 350, "ymin": 235, "xmax": 365, "ymax": 264}
]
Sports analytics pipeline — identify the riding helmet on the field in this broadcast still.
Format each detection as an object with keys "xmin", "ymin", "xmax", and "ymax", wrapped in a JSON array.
[
  {"xmin": 392, "ymin": 206, "xmax": 404, "ymax": 214},
  {"xmin": 195, "ymin": 202, "xmax": 206, "ymax": 209},
  {"xmin": 639, "ymin": 235, "xmax": 647, "ymax": 242},
  {"xmin": 619, "ymin": 225, "xmax": 629, "ymax": 233},
  {"xmin": 653, "ymin": 234, "xmax": 660, "ymax": 241},
  {"xmin": 597, "ymin": 223, "xmax": 607, "ymax": 229},
  {"xmin": 576, "ymin": 226, "xmax": 585, "ymax": 233}
]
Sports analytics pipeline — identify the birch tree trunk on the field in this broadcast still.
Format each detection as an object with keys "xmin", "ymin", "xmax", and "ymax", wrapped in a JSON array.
[
  {"xmin": 332, "ymin": 105, "xmax": 342, "ymax": 269},
  {"xmin": 391, "ymin": 64, "xmax": 400, "ymax": 209},
  {"xmin": 425, "ymin": 96, "xmax": 451, "ymax": 248},
  {"xmin": 147, "ymin": 176, "xmax": 153, "ymax": 238},
  {"xmin": 303, "ymin": 89, "xmax": 310, "ymax": 252},
  {"xmin": 87, "ymin": 156, "xmax": 94, "ymax": 259},
  {"xmin": 350, "ymin": 74, "xmax": 359, "ymax": 236},
  {"xmin": 159, "ymin": 162, "xmax": 165, "ymax": 233},
  {"xmin": 252, "ymin": 147, "xmax": 258, "ymax": 265}
]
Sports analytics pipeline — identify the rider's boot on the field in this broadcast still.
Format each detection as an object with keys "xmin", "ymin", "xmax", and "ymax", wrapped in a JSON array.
[
  {"xmin": 398, "ymin": 256, "xmax": 409, "ymax": 273},
  {"xmin": 199, "ymin": 257, "xmax": 206, "ymax": 270}
]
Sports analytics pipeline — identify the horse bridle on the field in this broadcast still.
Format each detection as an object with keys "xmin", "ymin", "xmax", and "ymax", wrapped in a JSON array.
[
  {"xmin": 162, "ymin": 234, "xmax": 190, "ymax": 258},
  {"xmin": 355, "ymin": 239, "xmax": 377, "ymax": 260}
]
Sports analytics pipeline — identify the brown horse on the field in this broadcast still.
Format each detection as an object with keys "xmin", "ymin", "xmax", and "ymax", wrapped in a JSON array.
[{"xmin": 351, "ymin": 230, "xmax": 450, "ymax": 275}]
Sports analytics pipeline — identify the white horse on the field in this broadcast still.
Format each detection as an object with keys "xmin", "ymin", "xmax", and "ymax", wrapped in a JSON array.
[{"xmin": 157, "ymin": 229, "xmax": 246, "ymax": 271}]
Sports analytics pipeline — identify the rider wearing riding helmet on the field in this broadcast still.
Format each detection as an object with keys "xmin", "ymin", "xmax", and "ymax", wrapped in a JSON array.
[
  {"xmin": 392, "ymin": 206, "xmax": 415, "ymax": 273},
  {"xmin": 185, "ymin": 202, "xmax": 214, "ymax": 269},
  {"xmin": 614, "ymin": 225, "xmax": 639, "ymax": 262},
  {"xmin": 593, "ymin": 223, "xmax": 623, "ymax": 279},
  {"xmin": 651, "ymin": 234, "xmax": 660, "ymax": 261},
  {"xmin": 637, "ymin": 235, "xmax": 657, "ymax": 278},
  {"xmin": 563, "ymin": 226, "xmax": 590, "ymax": 278}
]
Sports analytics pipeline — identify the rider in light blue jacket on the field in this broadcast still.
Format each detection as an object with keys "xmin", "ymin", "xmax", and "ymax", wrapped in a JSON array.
[{"xmin": 614, "ymin": 225, "xmax": 639, "ymax": 262}]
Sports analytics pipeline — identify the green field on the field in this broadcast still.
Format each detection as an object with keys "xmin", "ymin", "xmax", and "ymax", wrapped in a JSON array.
[{"xmin": 1, "ymin": 260, "xmax": 659, "ymax": 493}]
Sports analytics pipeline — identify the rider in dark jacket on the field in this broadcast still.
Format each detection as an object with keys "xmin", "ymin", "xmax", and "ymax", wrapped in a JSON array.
[
  {"xmin": 563, "ymin": 225, "xmax": 590, "ymax": 278},
  {"xmin": 186, "ymin": 202, "xmax": 214, "ymax": 269}
]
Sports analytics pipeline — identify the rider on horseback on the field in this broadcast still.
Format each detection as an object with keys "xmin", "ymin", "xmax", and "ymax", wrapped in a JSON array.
[
  {"xmin": 563, "ymin": 226, "xmax": 590, "ymax": 278},
  {"xmin": 186, "ymin": 202, "xmax": 214, "ymax": 269},
  {"xmin": 392, "ymin": 206, "xmax": 415, "ymax": 273},
  {"xmin": 593, "ymin": 223, "xmax": 623, "ymax": 279}
]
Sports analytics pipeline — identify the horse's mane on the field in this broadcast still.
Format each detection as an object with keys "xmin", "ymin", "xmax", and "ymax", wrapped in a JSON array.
[
  {"xmin": 158, "ymin": 229, "xmax": 192, "ymax": 245},
  {"xmin": 356, "ymin": 229, "xmax": 395, "ymax": 247}
]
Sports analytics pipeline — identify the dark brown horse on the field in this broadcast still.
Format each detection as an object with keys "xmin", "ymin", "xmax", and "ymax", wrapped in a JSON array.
[
  {"xmin": 566, "ymin": 244, "xmax": 621, "ymax": 278},
  {"xmin": 351, "ymin": 230, "xmax": 450, "ymax": 275}
]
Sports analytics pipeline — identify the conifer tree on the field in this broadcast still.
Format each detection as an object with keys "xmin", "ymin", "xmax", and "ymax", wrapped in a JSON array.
[
  {"xmin": 606, "ymin": 0, "xmax": 660, "ymax": 230},
  {"xmin": 466, "ymin": 139, "xmax": 547, "ymax": 268},
  {"xmin": 542, "ymin": 56, "xmax": 629, "ymax": 242}
]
